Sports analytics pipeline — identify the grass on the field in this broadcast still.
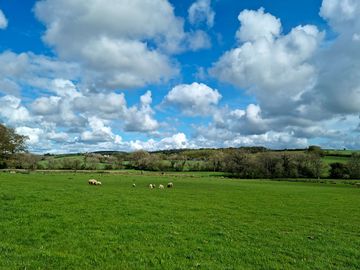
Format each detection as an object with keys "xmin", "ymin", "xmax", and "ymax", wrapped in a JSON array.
[
  {"xmin": 324, "ymin": 150, "xmax": 360, "ymax": 156},
  {"xmin": 0, "ymin": 172, "xmax": 359, "ymax": 269},
  {"xmin": 322, "ymin": 156, "xmax": 350, "ymax": 164}
]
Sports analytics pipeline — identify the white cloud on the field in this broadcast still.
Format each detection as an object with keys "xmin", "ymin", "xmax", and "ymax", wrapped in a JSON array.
[
  {"xmin": 15, "ymin": 127, "xmax": 43, "ymax": 145},
  {"xmin": 73, "ymin": 92, "xmax": 127, "ymax": 118},
  {"xmin": 124, "ymin": 91, "xmax": 159, "ymax": 132},
  {"xmin": 81, "ymin": 116, "xmax": 116, "ymax": 143},
  {"xmin": 308, "ymin": 0, "xmax": 360, "ymax": 116},
  {"xmin": 163, "ymin": 82, "xmax": 221, "ymax": 116},
  {"xmin": 130, "ymin": 133, "xmax": 189, "ymax": 151},
  {"xmin": 0, "ymin": 9, "xmax": 8, "ymax": 29},
  {"xmin": 30, "ymin": 81, "xmax": 160, "ymax": 133},
  {"xmin": 211, "ymin": 104, "xmax": 268, "ymax": 135},
  {"xmin": 31, "ymin": 96, "xmax": 61, "ymax": 115},
  {"xmin": 76, "ymin": 37, "xmax": 177, "ymax": 89},
  {"xmin": 211, "ymin": 8, "xmax": 323, "ymax": 117},
  {"xmin": 47, "ymin": 131, "xmax": 69, "ymax": 143},
  {"xmin": 188, "ymin": 0, "xmax": 215, "ymax": 28},
  {"xmin": 34, "ymin": 0, "xmax": 213, "ymax": 90},
  {"xmin": 0, "ymin": 51, "xmax": 80, "ymax": 96},
  {"xmin": 236, "ymin": 8, "xmax": 281, "ymax": 43},
  {"xmin": 193, "ymin": 123, "xmax": 308, "ymax": 149},
  {"xmin": 0, "ymin": 95, "xmax": 32, "ymax": 124},
  {"xmin": 320, "ymin": 0, "xmax": 359, "ymax": 31}
]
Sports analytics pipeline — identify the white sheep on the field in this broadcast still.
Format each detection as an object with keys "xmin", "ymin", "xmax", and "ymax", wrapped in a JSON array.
[
  {"xmin": 88, "ymin": 179, "xmax": 97, "ymax": 185},
  {"xmin": 96, "ymin": 181, "xmax": 102, "ymax": 186},
  {"xmin": 149, "ymin": 184, "xmax": 154, "ymax": 189},
  {"xmin": 167, "ymin": 182, "xmax": 173, "ymax": 188},
  {"xmin": 159, "ymin": 184, "xmax": 164, "ymax": 189}
]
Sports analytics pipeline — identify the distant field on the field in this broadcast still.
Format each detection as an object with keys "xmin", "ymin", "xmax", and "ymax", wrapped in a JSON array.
[
  {"xmin": 324, "ymin": 150, "xmax": 360, "ymax": 156},
  {"xmin": 322, "ymin": 156, "xmax": 350, "ymax": 164},
  {"xmin": 0, "ymin": 172, "xmax": 359, "ymax": 269}
]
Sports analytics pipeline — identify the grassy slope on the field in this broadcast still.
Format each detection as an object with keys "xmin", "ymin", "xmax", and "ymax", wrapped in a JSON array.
[{"xmin": 0, "ymin": 172, "xmax": 359, "ymax": 269}]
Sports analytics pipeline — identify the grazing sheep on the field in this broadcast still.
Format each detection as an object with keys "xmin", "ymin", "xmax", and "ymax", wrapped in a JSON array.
[
  {"xmin": 88, "ymin": 179, "xmax": 97, "ymax": 185},
  {"xmin": 96, "ymin": 181, "xmax": 102, "ymax": 186},
  {"xmin": 149, "ymin": 184, "xmax": 154, "ymax": 189},
  {"xmin": 167, "ymin": 182, "xmax": 173, "ymax": 188},
  {"xmin": 132, "ymin": 183, "xmax": 136, "ymax": 187},
  {"xmin": 159, "ymin": 184, "xmax": 164, "ymax": 189}
]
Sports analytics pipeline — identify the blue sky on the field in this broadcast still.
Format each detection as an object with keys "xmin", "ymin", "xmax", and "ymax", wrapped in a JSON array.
[{"xmin": 0, "ymin": 0, "xmax": 359, "ymax": 153}]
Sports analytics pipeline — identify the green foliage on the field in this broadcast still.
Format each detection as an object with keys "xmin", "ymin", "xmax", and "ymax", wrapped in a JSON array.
[
  {"xmin": 348, "ymin": 153, "xmax": 360, "ymax": 179},
  {"xmin": 329, "ymin": 163, "xmax": 350, "ymax": 179},
  {"xmin": 0, "ymin": 124, "xmax": 27, "ymax": 161},
  {"xmin": 0, "ymin": 172, "xmax": 359, "ymax": 269},
  {"xmin": 307, "ymin": 145, "xmax": 325, "ymax": 156}
]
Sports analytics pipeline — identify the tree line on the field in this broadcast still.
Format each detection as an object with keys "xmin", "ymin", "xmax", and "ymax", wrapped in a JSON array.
[{"xmin": 1, "ymin": 123, "xmax": 360, "ymax": 179}]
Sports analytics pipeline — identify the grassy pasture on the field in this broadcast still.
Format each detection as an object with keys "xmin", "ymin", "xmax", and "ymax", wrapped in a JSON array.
[{"xmin": 0, "ymin": 172, "xmax": 359, "ymax": 269}]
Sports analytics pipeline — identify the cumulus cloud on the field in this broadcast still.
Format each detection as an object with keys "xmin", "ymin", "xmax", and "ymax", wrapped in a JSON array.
[
  {"xmin": 236, "ymin": 8, "xmax": 281, "ymax": 43},
  {"xmin": 213, "ymin": 104, "xmax": 269, "ymax": 135},
  {"xmin": 34, "ymin": 0, "xmax": 211, "ymax": 90},
  {"xmin": 80, "ymin": 116, "xmax": 120, "ymax": 143},
  {"xmin": 0, "ymin": 9, "xmax": 8, "ymax": 29},
  {"xmin": 211, "ymin": 8, "xmax": 323, "ymax": 116},
  {"xmin": 193, "ymin": 123, "xmax": 308, "ymax": 149},
  {"xmin": 15, "ymin": 127, "xmax": 43, "ymax": 145},
  {"xmin": 124, "ymin": 91, "xmax": 159, "ymax": 132},
  {"xmin": 130, "ymin": 133, "xmax": 190, "ymax": 151},
  {"xmin": 306, "ymin": 0, "xmax": 360, "ymax": 116},
  {"xmin": 188, "ymin": 0, "xmax": 215, "ymax": 28},
  {"xmin": 320, "ymin": 0, "xmax": 359, "ymax": 31},
  {"xmin": 0, "ymin": 95, "xmax": 32, "ymax": 124},
  {"xmin": 30, "ymin": 81, "xmax": 159, "ymax": 134},
  {"xmin": 0, "ymin": 51, "xmax": 80, "ymax": 96},
  {"xmin": 163, "ymin": 82, "xmax": 221, "ymax": 116}
]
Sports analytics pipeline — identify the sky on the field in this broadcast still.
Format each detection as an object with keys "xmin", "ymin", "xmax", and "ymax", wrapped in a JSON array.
[{"xmin": 0, "ymin": 0, "xmax": 360, "ymax": 153}]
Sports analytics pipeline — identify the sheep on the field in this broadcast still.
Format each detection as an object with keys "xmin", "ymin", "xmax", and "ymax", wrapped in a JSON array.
[
  {"xmin": 96, "ymin": 181, "xmax": 102, "ymax": 186},
  {"xmin": 88, "ymin": 179, "xmax": 97, "ymax": 185},
  {"xmin": 159, "ymin": 184, "xmax": 164, "ymax": 189},
  {"xmin": 167, "ymin": 182, "xmax": 173, "ymax": 188},
  {"xmin": 149, "ymin": 184, "xmax": 154, "ymax": 189}
]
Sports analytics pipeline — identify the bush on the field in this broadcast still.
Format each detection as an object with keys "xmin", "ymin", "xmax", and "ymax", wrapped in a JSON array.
[{"xmin": 329, "ymin": 163, "xmax": 349, "ymax": 179}]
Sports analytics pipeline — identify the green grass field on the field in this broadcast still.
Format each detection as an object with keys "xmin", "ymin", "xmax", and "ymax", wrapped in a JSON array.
[{"xmin": 1, "ymin": 172, "xmax": 359, "ymax": 269}]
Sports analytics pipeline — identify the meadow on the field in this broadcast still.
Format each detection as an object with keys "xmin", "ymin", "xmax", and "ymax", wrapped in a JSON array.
[{"xmin": 0, "ymin": 172, "xmax": 359, "ymax": 269}]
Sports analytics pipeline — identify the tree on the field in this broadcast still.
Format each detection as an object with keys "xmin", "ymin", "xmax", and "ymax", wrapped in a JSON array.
[
  {"xmin": 209, "ymin": 151, "xmax": 225, "ymax": 172},
  {"xmin": 129, "ymin": 150, "xmax": 151, "ymax": 170},
  {"xmin": 0, "ymin": 124, "xmax": 27, "ymax": 161},
  {"xmin": 8, "ymin": 153, "xmax": 40, "ymax": 170},
  {"xmin": 329, "ymin": 162, "xmax": 349, "ymax": 179},
  {"xmin": 307, "ymin": 145, "xmax": 325, "ymax": 157},
  {"xmin": 347, "ymin": 153, "xmax": 360, "ymax": 179},
  {"xmin": 224, "ymin": 150, "xmax": 259, "ymax": 178}
]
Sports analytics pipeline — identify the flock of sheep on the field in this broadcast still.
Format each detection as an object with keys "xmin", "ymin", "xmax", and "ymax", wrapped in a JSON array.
[
  {"xmin": 88, "ymin": 179, "xmax": 173, "ymax": 189},
  {"xmin": 146, "ymin": 182, "xmax": 173, "ymax": 189}
]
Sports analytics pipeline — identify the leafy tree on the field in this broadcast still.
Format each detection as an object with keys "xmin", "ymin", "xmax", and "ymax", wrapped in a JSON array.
[
  {"xmin": 347, "ymin": 153, "xmax": 360, "ymax": 179},
  {"xmin": 0, "ymin": 124, "xmax": 27, "ymax": 162},
  {"xmin": 329, "ymin": 163, "xmax": 349, "ymax": 179},
  {"xmin": 129, "ymin": 150, "xmax": 151, "ymax": 170},
  {"xmin": 14, "ymin": 153, "xmax": 40, "ymax": 170},
  {"xmin": 307, "ymin": 145, "xmax": 325, "ymax": 157},
  {"xmin": 209, "ymin": 151, "xmax": 225, "ymax": 172}
]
